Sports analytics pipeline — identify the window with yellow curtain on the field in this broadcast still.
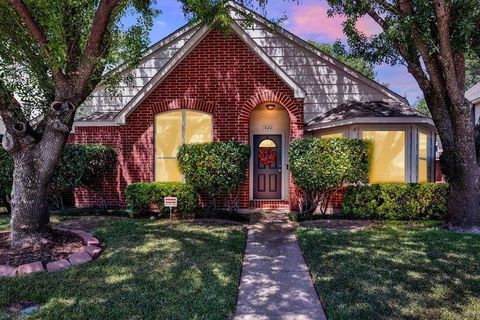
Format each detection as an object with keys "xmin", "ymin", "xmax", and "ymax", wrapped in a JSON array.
[
  {"xmin": 362, "ymin": 130, "xmax": 406, "ymax": 183},
  {"xmin": 320, "ymin": 132, "xmax": 343, "ymax": 139},
  {"xmin": 155, "ymin": 110, "xmax": 212, "ymax": 182},
  {"xmin": 418, "ymin": 131, "xmax": 428, "ymax": 183}
]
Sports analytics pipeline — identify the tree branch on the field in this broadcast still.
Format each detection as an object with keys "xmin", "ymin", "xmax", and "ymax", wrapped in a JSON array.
[
  {"xmin": 8, "ymin": 0, "xmax": 63, "ymax": 83},
  {"xmin": 75, "ymin": 0, "xmax": 121, "ymax": 94},
  {"xmin": 433, "ymin": 0, "xmax": 465, "ymax": 106},
  {"xmin": 0, "ymin": 80, "xmax": 36, "ymax": 152}
]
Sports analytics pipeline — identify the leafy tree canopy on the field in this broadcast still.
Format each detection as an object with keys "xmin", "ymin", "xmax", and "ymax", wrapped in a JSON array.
[
  {"xmin": 466, "ymin": 52, "xmax": 480, "ymax": 91},
  {"xmin": 308, "ymin": 40, "xmax": 376, "ymax": 80}
]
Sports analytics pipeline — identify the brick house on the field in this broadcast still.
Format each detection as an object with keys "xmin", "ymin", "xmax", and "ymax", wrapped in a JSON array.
[{"xmin": 71, "ymin": 2, "xmax": 436, "ymax": 210}]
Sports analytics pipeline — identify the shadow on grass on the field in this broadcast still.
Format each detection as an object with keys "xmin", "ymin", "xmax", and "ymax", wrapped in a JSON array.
[
  {"xmin": 0, "ymin": 218, "xmax": 246, "ymax": 320},
  {"xmin": 297, "ymin": 222, "xmax": 480, "ymax": 320}
]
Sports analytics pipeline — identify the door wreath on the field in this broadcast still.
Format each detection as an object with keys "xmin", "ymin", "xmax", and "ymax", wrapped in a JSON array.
[{"xmin": 258, "ymin": 147, "xmax": 277, "ymax": 165}]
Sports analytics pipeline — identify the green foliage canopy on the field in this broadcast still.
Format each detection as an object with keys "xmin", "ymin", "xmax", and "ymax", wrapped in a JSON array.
[
  {"xmin": 289, "ymin": 137, "xmax": 370, "ymax": 216},
  {"xmin": 177, "ymin": 141, "xmax": 250, "ymax": 211},
  {"xmin": 343, "ymin": 183, "xmax": 449, "ymax": 220}
]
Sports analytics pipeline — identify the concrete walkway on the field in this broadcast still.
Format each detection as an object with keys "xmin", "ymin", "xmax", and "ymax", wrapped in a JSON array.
[{"xmin": 234, "ymin": 211, "xmax": 327, "ymax": 320}]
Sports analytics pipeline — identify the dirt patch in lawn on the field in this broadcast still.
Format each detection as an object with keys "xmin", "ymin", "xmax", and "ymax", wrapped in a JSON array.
[
  {"xmin": 0, "ymin": 230, "xmax": 84, "ymax": 267},
  {"xmin": 300, "ymin": 219, "xmax": 378, "ymax": 231},
  {"xmin": 54, "ymin": 216, "xmax": 112, "ymax": 231}
]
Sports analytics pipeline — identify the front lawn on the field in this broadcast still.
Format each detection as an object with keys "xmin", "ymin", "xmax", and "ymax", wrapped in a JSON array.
[
  {"xmin": 297, "ymin": 221, "xmax": 480, "ymax": 320},
  {"xmin": 0, "ymin": 216, "xmax": 246, "ymax": 320}
]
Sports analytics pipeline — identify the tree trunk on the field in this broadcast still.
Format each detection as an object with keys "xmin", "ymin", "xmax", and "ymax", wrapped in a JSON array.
[
  {"xmin": 9, "ymin": 130, "xmax": 68, "ymax": 248},
  {"xmin": 10, "ymin": 152, "xmax": 51, "ymax": 247},
  {"xmin": 440, "ymin": 99, "xmax": 480, "ymax": 231}
]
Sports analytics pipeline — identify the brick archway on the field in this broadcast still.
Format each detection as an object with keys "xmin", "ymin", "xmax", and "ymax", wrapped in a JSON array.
[
  {"xmin": 152, "ymin": 98, "xmax": 216, "ymax": 114},
  {"xmin": 238, "ymin": 90, "xmax": 303, "ymax": 144}
]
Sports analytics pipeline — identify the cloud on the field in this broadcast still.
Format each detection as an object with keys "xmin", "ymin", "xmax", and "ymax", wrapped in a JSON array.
[
  {"xmin": 155, "ymin": 20, "xmax": 167, "ymax": 28},
  {"xmin": 288, "ymin": 2, "xmax": 381, "ymax": 40}
]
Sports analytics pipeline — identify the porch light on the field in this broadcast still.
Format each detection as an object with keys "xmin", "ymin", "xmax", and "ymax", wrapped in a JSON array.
[{"xmin": 266, "ymin": 104, "xmax": 276, "ymax": 111}]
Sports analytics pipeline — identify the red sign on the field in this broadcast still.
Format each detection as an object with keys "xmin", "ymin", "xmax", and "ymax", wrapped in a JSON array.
[{"xmin": 164, "ymin": 197, "xmax": 178, "ymax": 208}]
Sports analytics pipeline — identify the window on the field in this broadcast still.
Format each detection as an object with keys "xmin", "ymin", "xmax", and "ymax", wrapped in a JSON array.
[
  {"xmin": 155, "ymin": 110, "xmax": 212, "ymax": 182},
  {"xmin": 320, "ymin": 132, "xmax": 343, "ymax": 139},
  {"xmin": 418, "ymin": 131, "xmax": 429, "ymax": 183},
  {"xmin": 362, "ymin": 130, "xmax": 406, "ymax": 183},
  {"xmin": 259, "ymin": 139, "xmax": 277, "ymax": 148}
]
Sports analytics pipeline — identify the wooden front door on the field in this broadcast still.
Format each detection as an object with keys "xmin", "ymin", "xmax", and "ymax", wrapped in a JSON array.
[{"xmin": 253, "ymin": 135, "xmax": 282, "ymax": 199}]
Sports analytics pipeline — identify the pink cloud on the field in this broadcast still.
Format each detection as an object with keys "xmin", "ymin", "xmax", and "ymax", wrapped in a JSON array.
[{"xmin": 288, "ymin": 2, "xmax": 381, "ymax": 40}]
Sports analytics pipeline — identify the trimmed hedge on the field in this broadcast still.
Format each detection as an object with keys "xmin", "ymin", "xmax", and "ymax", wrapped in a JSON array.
[
  {"xmin": 289, "ymin": 137, "xmax": 370, "ymax": 216},
  {"xmin": 343, "ymin": 183, "xmax": 449, "ymax": 220},
  {"xmin": 0, "ymin": 148, "xmax": 13, "ymax": 211},
  {"xmin": 125, "ymin": 182, "xmax": 199, "ymax": 217},
  {"xmin": 177, "ymin": 141, "xmax": 250, "ymax": 211},
  {"xmin": 51, "ymin": 144, "xmax": 117, "ymax": 209},
  {"xmin": 0, "ymin": 144, "xmax": 117, "ymax": 211}
]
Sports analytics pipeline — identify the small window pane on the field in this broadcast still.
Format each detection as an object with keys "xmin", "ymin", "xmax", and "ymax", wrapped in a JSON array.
[
  {"xmin": 418, "ymin": 132, "xmax": 428, "ymax": 183},
  {"xmin": 419, "ymin": 159, "xmax": 428, "ymax": 183},
  {"xmin": 185, "ymin": 111, "xmax": 212, "ymax": 144},
  {"xmin": 155, "ymin": 112, "xmax": 182, "ymax": 157},
  {"xmin": 363, "ymin": 130, "xmax": 406, "ymax": 183},
  {"xmin": 259, "ymin": 139, "xmax": 277, "ymax": 148},
  {"xmin": 155, "ymin": 159, "xmax": 182, "ymax": 182},
  {"xmin": 321, "ymin": 132, "xmax": 343, "ymax": 139}
]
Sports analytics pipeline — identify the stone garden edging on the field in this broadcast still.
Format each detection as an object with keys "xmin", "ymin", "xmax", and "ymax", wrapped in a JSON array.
[{"xmin": 0, "ymin": 229, "xmax": 102, "ymax": 277}]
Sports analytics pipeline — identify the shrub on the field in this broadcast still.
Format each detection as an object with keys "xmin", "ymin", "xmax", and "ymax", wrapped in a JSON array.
[
  {"xmin": 125, "ymin": 182, "xmax": 199, "ymax": 217},
  {"xmin": 342, "ymin": 183, "xmax": 449, "ymax": 220},
  {"xmin": 0, "ymin": 148, "xmax": 13, "ymax": 212},
  {"xmin": 177, "ymin": 141, "xmax": 250, "ymax": 211},
  {"xmin": 51, "ymin": 144, "xmax": 117, "ymax": 209},
  {"xmin": 289, "ymin": 137, "xmax": 370, "ymax": 217}
]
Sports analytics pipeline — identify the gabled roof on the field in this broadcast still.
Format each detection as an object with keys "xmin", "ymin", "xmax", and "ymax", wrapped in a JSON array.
[
  {"xmin": 305, "ymin": 101, "xmax": 434, "ymax": 131},
  {"xmin": 75, "ymin": 1, "xmax": 409, "ymax": 127}
]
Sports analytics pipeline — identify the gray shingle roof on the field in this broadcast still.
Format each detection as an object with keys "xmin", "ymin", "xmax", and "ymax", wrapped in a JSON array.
[
  {"xmin": 306, "ymin": 101, "xmax": 428, "ymax": 127},
  {"xmin": 466, "ymin": 82, "xmax": 480, "ymax": 102},
  {"xmin": 76, "ymin": 111, "xmax": 118, "ymax": 122}
]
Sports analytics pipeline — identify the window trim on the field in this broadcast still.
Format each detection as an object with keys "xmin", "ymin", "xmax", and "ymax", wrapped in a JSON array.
[{"xmin": 154, "ymin": 109, "xmax": 213, "ymax": 182}]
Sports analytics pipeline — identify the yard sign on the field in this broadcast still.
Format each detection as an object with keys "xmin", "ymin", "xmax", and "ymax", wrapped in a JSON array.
[{"xmin": 164, "ymin": 197, "xmax": 177, "ymax": 220}]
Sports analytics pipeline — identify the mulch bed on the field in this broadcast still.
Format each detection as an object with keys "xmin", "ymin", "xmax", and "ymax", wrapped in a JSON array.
[{"xmin": 0, "ymin": 230, "xmax": 84, "ymax": 267}]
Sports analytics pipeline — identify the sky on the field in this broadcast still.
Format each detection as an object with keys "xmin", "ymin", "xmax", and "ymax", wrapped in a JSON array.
[{"xmin": 143, "ymin": 0, "xmax": 423, "ymax": 105}]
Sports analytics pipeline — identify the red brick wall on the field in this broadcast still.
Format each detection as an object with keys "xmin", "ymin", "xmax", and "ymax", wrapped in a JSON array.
[{"xmin": 72, "ymin": 30, "xmax": 304, "ymax": 209}]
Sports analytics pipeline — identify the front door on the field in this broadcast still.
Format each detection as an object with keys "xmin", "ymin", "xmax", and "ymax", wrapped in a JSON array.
[{"xmin": 253, "ymin": 135, "xmax": 282, "ymax": 199}]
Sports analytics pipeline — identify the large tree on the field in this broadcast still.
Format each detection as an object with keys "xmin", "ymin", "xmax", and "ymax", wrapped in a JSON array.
[
  {"xmin": 0, "ymin": 0, "xmax": 270, "ymax": 248},
  {"xmin": 327, "ymin": 0, "xmax": 480, "ymax": 230},
  {"xmin": 0, "ymin": 0, "xmax": 158, "ymax": 247}
]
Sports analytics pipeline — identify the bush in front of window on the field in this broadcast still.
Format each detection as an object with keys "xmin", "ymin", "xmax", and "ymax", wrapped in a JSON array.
[
  {"xmin": 289, "ymin": 137, "xmax": 370, "ymax": 217},
  {"xmin": 342, "ymin": 183, "xmax": 449, "ymax": 220},
  {"xmin": 0, "ymin": 144, "xmax": 117, "ymax": 212},
  {"xmin": 125, "ymin": 182, "xmax": 199, "ymax": 217},
  {"xmin": 177, "ymin": 141, "xmax": 250, "ymax": 212},
  {"xmin": 51, "ymin": 144, "xmax": 117, "ymax": 210}
]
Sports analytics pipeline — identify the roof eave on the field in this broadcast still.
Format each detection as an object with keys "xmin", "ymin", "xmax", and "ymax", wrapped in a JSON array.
[{"xmin": 305, "ymin": 116, "xmax": 436, "ymax": 132}]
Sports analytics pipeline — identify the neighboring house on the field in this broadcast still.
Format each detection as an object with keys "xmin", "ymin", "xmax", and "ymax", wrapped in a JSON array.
[
  {"xmin": 71, "ymin": 2, "xmax": 436, "ymax": 210},
  {"xmin": 466, "ymin": 82, "xmax": 480, "ymax": 124}
]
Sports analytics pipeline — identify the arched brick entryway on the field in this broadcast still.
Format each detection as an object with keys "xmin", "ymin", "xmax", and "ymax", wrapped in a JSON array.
[{"xmin": 238, "ymin": 90, "xmax": 304, "ymax": 209}]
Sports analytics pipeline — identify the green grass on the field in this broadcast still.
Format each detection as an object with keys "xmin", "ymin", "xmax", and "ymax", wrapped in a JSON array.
[
  {"xmin": 297, "ymin": 221, "xmax": 480, "ymax": 320},
  {"xmin": 0, "ymin": 217, "xmax": 246, "ymax": 320}
]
